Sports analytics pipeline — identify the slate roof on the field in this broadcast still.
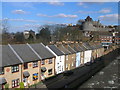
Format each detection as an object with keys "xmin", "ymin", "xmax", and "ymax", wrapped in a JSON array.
[
  {"xmin": 11, "ymin": 44, "xmax": 40, "ymax": 63},
  {"xmin": 73, "ymin": 47, "xmax": 80, "ymax": 52},
  {"xmin": 47, "ymin": 45, "xmax": 64, "ymax": 56},
  {"xmin": 57, "ymin": 45, "xmax": 71, "ymax": 55},
  {"xmin": 69, "ymin": 44, "xmax": 80, "ymax": 52},
  {"xmin": 78, "ymin": 43, "xmax": 88, "ymax": 51},
  {"xmin": 82, "ymin": 43, "xmax": 93, "ymax": 50},
  {"xmin": 68, "ymin": 45, "xmax": 77, "ymax": 54},
  {"xmin": 30, "ymin": 43, "xmax": 55, "ymax": 59},
  {"xmin": 74, "ymin": 44, "xmax": 84, "ymax": 52},
  {"xmin": 0, "ymin": 45, "xmax": 22, "ymax": 67}
]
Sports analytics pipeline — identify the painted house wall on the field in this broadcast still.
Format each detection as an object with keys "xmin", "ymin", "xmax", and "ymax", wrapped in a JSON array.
[
  {"xmin": 46, "ymin": 46, "xmax": 65, "ymax": 74},
  {"xmin": 76, "ymin": 52, "xmax": 81, "ymax": 67},
  {"xmin": 84, "ymin": 50, "xmax": 92, "ymax": 64},
  {"xmin": 80, "ymin": 51, "xmax": 84, "ymax": 65},
  {"xmin": 60, "ymin": 55, "xmax": 65, "ymax": 73},
  {"xmin": 55, "ymin": 56, "xmax": 65, "ymax": 74}
]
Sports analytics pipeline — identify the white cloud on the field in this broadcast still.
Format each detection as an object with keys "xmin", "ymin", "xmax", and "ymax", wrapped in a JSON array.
[
  {"xmin": 99, "ymin": 8, "xmax": 111, "ymax": 13},
  {"xmin": 77, "ymin": 8, "xmax": 111, "ymax": 14},
  {"xmin": 77, "ymin": 2, "xmax": 88, "ymax": 8},
  {"xmin": 37, "ymin": 14, "xmax": 48, "ymax": 17},
  {"xmin": 98, "ymin": 14, "xmax": 118, "ymax": 23},
  {"xmin": 77, "ymin": 2, "xmax": 84, "ymax": 6},
  {"xmin": 24, "ymin": 24, "xmax": 41, "ymax": 28},
  {"xmin": 2, "ymin": 18, "xmax": 38, "ymax": 23},
  {"xmin": 48, "ymin": 2, "xmax": 64, "ymax": 6},
  {"xmin": 54, "ymin": 13, "xmax": 78, "ymax": 18},
  {"xmin": 37, "ymin": 13, "xmax": 78, "ymax": 18},
  {"xmin": 12, "ymin": 10, "xmax": 28, "ymax": 14},
  {"xmin": 48, "ymin": 0, "xmax": 64, "ymax": 6}
]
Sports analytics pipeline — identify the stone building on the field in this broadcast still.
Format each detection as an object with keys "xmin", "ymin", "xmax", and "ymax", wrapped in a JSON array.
[{"xmin": 77, "ymin": 16, "xmax": 112, "ymax": 31}]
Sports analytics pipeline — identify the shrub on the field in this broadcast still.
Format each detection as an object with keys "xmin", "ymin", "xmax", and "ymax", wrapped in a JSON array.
[
  {"xmin": 5, "ymin": 83, "xmax": 9, "ymax": 90},
  {"xmin": 19, "ymin": 82, "xmax": 24, "ymax": 88}
]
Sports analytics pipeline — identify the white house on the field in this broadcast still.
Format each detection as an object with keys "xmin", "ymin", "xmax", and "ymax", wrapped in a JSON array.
[
  {"xmin": 82, "ymin": 43, "xmax": 92, "ymax": 64},
  {"xmin": 46, "ymin": 45, "xmax": 65, "ymax": 74}
]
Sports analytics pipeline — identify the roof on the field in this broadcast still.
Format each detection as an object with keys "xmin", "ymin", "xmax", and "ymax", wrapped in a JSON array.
[
  {"xmin": 69, "ymin": 44, "xmax": 80, "ymax": 52},
  {"xmin": 78, "ymin": 43, "xmax": 88, "ymax": 51},
  {"xmin": 1, "ymin": 45, "xmax": 22, "ymax": 67},
  {"xmin": 64, "ymin": 45, "xmax": 76, "ymax": 54},
  {"xmin": 74, "ymin": 43, "xmax": 84, "ymax": 52},
  {"xmin": 57, "ymin": 45, "xmax": 71, "ymax": 55},
  {"xmin": 11, "ymin": 44, "xmax": 40, "ymax": 63},
  {"xmin": 68, "ymin": 45, "xmax": 76, "ymax": 53},
  {"xmin": 82, "ymin": 43, "xmax": 93, "ymax": 50},
  {"xmin": 30, "ymin": 43, "xmax": 55, "ymax": 59},
  {"xmin": 47, "ymin": 45, "xmax": 64, "ymax": 56}
]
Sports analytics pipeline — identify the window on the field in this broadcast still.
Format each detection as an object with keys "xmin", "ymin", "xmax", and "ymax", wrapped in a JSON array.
[
  {"xmin": 66, "ymin": 55, "xmax": 68, "ymax": 60},
  {"xmin": 41, "ymin": 60, "xmax": 45, "ymax": 65},
  {"xmin": 48, "ymin": 69, "xmax": 52, "ymax": 75},
  {"xmin": 48, "ymin": 59, "xmax": 52, "ymax": 64},
  {"xmin": 0, "ymin": 67, "xmax": 4, "ymax": 75},
  {"xmin": 24, "ymin": 63, "xmax": 28, "ymax": 69},
  {"xmin": 33, "ymin": 73, "xmax": 38, "ymax": 81},
  {"xmin": 11, "ymin": 65, "xmax": 19, "ymax": 73},
  {"xmin": 72, "ymin": 62, "xmax": 74, "ymax": 66},
  {"xmin": 66, "ymin": 64, "xmax": 68, "ymax": 68},
  {"xmin": 33, "ymin": 62, "xmax": 38, "ymax": 68},
  {"xmin": 12, "ymin": 79, "xmax": 19, "ymax": 88}
]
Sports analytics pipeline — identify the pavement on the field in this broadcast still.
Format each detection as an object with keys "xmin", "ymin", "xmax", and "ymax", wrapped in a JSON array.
[{"xmin": 77, "ymin": 56, "xmax": 120, "ymax": 89}]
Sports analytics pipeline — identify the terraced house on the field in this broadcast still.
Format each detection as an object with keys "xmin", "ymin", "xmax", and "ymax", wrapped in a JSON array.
[
  {"xmin": 70, "ymin": 44, "xmax": 83, "ymax": 67},
  {"xmin": 29, "ymin": 43, "xmax": 55, "ymax": 80},
  {"xmin": 56, "ymin": 44, "xmax": 71, "ymax": 71},
  {"xmin": 0, "ymin": 43, "xmax": 55, "ymax": 89},
  {"xmin": 63, "ymin": 44, "xmax": 77, "ymax": 70},
  {"xmin": 75, "ymin": 43, "xmax": 85, "ymax": 65},
  {"xmin": 0, "ymin": 45, "xmax": 22, "ymax": 89},
  {"xmin": 0, "ymin": 42, "xmax": 105, "ymax": 89},
  {"xmin": 10, "ymin": 44, "xmax": 41, "ymax": 87},
  {"xmin": 46, "ymin": 45, "xmax": 65, "ymax": 74}
]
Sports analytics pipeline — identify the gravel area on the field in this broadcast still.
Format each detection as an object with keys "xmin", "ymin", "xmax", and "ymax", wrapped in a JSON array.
[{"xmin": 78, "ymin": 57, "xmax": 120, "ymax": 89}]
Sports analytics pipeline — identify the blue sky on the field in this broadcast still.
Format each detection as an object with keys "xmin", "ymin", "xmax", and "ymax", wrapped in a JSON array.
[{"xmin": 2, "ymin": 2, "xmax": 118, "ymax": 32}]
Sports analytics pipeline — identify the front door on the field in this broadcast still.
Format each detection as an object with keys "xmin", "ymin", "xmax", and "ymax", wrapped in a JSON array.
[{"xmin": 23, "ymin": 78, "xmax": 28, "ymax": 87}]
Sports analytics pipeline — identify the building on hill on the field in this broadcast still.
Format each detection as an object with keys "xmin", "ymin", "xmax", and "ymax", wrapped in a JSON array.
[
  {"xmin": 77, "ymin": 16, "xmax": 112, "ymax": 31},
  {"xmin": 23, "ymin": 30, "xmax": 36, "ymax": 40}
]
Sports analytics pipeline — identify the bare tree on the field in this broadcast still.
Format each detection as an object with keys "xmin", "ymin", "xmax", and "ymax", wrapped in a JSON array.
[{"xmin": 2, "ymin": 18, "xmax": 10, "ymax": 44}]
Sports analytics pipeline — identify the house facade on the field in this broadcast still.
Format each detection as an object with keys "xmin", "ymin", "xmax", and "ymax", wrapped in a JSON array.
[
  {"xmin": 69, "ymin": 44, "xmax": 81, "ymax": 67},
  {"xmin": 63, "ymin": 44, "xmax": 76, "ymax": 70},
  {"xmin": 56, "ymin": 44, "xmax": 71, "ymax": 71},
  {"xmin": 80, "ymin": 43, "xmax": 92, "ymax": 64},
  {"xmin": 11, "ymin": 44, "xmax": 41, "ymax": 86},
  {"xmin": 0, "ymin": 45, "xmax": 22, "ymax": 89},
  {"xmin": 0, "ymin": 43, "xmax": 55, "ymax": 89},
  {"xmin": 75, "ymin": 43, "xmax": 85, "ymax": 65},
  {"xmin": 46, "ymin": 45, "xmax": 65, "ymax": 74},
  {"xmin": 29, "ymin": 43, "xmax": 55, "ymax": 80}
]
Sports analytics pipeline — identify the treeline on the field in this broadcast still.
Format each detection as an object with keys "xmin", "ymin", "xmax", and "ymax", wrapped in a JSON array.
[{"xmin": 1, "ymin": 26, "xmax": 95, "ymax": 45}]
